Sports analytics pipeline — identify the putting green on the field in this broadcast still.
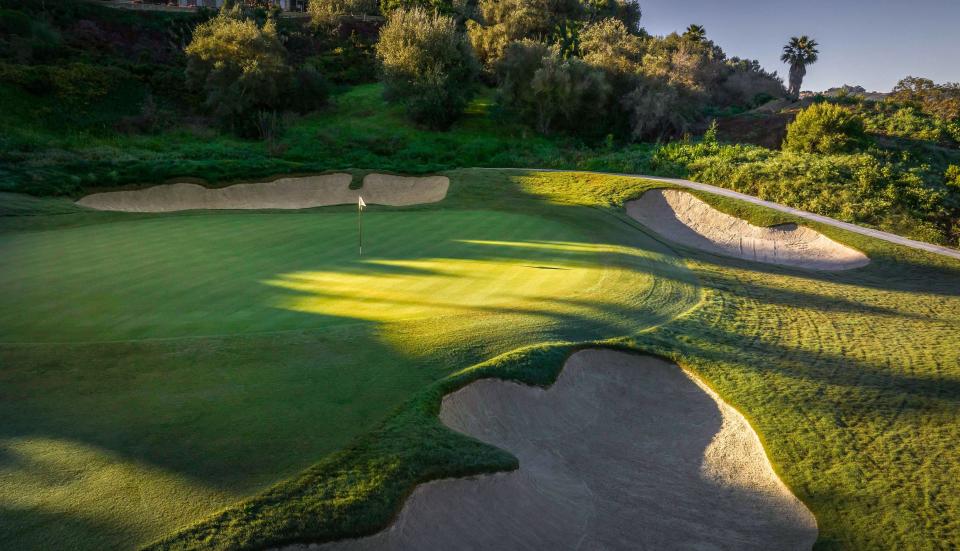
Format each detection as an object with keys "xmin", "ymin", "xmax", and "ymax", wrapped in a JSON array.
[
  {"xmin": 0, "ymin": 198, "xmax": 699, "ymax": 550},
  {"xmin": 0, "ymin": 210, "xmax": 684, "ymax": 343}
]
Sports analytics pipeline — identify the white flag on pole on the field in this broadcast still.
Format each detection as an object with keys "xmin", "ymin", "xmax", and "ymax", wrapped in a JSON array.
[{"xmin": 358, "ymin": 196, "xmax": 366, "ymax": 210}]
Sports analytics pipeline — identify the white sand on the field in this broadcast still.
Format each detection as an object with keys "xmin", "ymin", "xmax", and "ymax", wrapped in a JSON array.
[
  {"xmin": 360, "ymin": 173, "xmax": 449, "ymax": 206},
  {"xmin": 283, "ymin": 350, "xmax": 817, "ymax": 550},
  {"xmin": 626, "ymin": 189, "xmax": 869, "ymax": 270},
  {"xmin": 75, "ymin": 174, "xmax": 449, "ymax": 212}
]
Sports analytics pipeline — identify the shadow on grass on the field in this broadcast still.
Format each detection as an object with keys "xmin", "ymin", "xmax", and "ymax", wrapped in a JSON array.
[{"xmin": 4, "ymin": 170, "xmax": 958, "ymax": 551}]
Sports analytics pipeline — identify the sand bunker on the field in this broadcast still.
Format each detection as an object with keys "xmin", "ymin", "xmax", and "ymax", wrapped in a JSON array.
[
  {"xmin": 627, "ymin": 189, "xmax": 869, "ymax": 270},
  {"xmin": 75, "ymin": 173, "xmax": 449, "ymax": 212},
  {"xmin": 289, "ymin": 350, "xmax": 816, "ymax": 550}
]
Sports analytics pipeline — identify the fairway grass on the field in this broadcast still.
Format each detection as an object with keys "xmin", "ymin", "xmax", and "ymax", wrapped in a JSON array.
[{"xmin": 2, "ymin": 170, "xmax": 959, "ymax": 550}]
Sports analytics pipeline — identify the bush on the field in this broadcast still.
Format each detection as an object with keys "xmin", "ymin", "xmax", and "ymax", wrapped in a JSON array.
[
  {"xmin": 308, "ymin": 0, "xmax": 378, "ymax": 27},
  {"xmin": 783, "ymin": 103, "xmax": 868, "ymax": 154},
  {"xmin": 651, "ymin": 140, "xmax": 960, "ymax": 246},
  {"xmin": 890, "ymin": 76, "xmax": 960, "ymax": 122},
  {"xmin": 948, "ymin": 165, "xmax": 960, "ymax": 190},
  {"xmin": 467, "ymin": 0, "xmax": 551, "ymax": 70},
  {"xmin": 379, "ymin": 0, "xmax": 458, "ymax": 14},
  {"xmin": 285, "ymin": 65, "xmax": 330, "ymax": 113},
  {"xmin": 584, "ymin": 0, "xmax": 642, "ymax": 32},
  {"xmin": 579, "ymin": 18, "xmax": 643, "ymax": 77},
  {"xmin": 0, "ymin": 62, "xmax": 129, "ymax": 104},
  {"xmin": 529, "ymin": 52, "xmax": 610, "ymax": 136},
  {"xmin": 185, "ymin": 10, "xmax": 291, "ymax": 132},
  {"xmin": 0, "ymin": 10, "xmax": 62, "ymax": 63},
  {"xmin": 376, "ymin": 7, "xmax": 478, "ymax": 129},
  {"xmin": 621, "ymin": 76, "xmax": 693, "ymax": 140},
  {"xmin": 497, "ymin": 41, "xmax": 609, "ymax": 137}
]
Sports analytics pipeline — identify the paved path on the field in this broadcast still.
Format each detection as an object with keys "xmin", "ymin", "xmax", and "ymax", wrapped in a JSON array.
[{"xmin": 482, "ymin": 169, "xmax": 960, "ymax": 261}]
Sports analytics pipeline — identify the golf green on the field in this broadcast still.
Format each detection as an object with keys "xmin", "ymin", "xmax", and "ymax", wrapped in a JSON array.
[{"xmin": 0, "ymin": 198, "xmax": 698, "ymax": 550}]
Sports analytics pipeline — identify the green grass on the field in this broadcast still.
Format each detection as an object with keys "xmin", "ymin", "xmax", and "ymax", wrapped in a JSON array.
[
  {"xmin": 0, "ymin": 171, "xmax": 698, "ymax": 549},
  {"xmin": 2, "ymin": 170, "xmax": 959, "ymax": 550}
]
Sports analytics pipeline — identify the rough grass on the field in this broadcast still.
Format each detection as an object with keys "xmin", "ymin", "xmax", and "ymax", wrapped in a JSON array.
[{"xmin": 2, "ymin": 170, "xmax": 959, "ymax": 550}]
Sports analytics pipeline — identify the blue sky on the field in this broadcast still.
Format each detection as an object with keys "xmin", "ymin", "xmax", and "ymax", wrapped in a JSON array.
[{"xmin": 638, "ymin": 0, "xmax": 960, "ymax": 92}]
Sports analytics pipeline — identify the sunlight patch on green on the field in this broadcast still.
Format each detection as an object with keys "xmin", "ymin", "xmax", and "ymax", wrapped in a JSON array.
[{"xmin": 265, "ymin": 251, "xmax": 646, "ymax": 324}]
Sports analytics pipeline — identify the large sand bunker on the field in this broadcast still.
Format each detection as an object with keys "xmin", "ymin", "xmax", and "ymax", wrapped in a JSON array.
[
  {"xmin": 291, "ymin": 350, "xmax": 817, "ymax": 550},
  {"xmin": 627, "ymin": 189, "xmax": 869, "ymax": 270},
  {"xmin": 75, "ymin": 173, "xmax": 449, "ymax": 212}
]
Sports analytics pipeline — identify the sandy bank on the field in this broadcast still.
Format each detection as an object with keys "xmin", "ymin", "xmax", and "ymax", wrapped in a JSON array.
[
  {"xmin": 284, "ymin": 349, "xmax": 816, "ymax": 550},
  {"xmin": 626, "ymin": 189, "xmax": 869, "ymax": 270}
]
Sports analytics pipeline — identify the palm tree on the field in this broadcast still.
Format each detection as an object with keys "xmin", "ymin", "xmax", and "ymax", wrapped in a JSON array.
[
  {"xmin": 684, "ymin": 24, "xmax": 706, "ymax": 42},
  {"xmin": 781, "ymin": 36, "xmax": 819, "ymax": 99}
]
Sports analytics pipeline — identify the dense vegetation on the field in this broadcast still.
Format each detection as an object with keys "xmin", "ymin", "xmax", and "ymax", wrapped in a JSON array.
[
  {"xmin": 0, "ymin": 0, "xmax": 958, "ymax": 248},
  {"xmin": 376, "ymin": 7, "xmax": 477, "ymax": 129}
]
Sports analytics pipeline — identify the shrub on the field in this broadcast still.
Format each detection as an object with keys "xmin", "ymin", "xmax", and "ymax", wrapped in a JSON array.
[
  {"xmin": 285, "ymin": 65, "xmax": 330, "ymax": 113},
  {"xmin": 584, "ymin": 0, "xmax": 642, "ymax": 32},
  {"xmin": 0, "ymin": 10, "xmax": 62, "ymax": 63},
  {"xmin": 890, "ymin": 76, "xmax": 960, "ymax": 122},
  {"xmin": 378, "ymin": 0, "xmax": 457, "ymax": 14},
  {"xmin": 783, "ymin": 102, "xmax": 868, "ymax": 154},
  {"xmin": 621, "ymin": 76, "xmax": 693, "ymax": 140},
  {"xmin": 497, "ymin": 41, "xmax": 609, "ymax": 137},
  {"xmin": 185, "ymin": 10, "xmax": 291, "ymax": 132},
  {"xmin": 308, "ymin": 0, "xmax": 378, "ymax": 27},
  {"xmin": 862, "ymin": 104, "xmax": 947, "ymax": 143},
  {"xmin": 115, "ymin": 93, "xmax": 165, "ymax": 134},
  {"xmin": 948, "ymin": 165, "xmax": 960, "ymax": 190},
  {"xmin": 715, "ymin": 58, "xmax": 785, "ymax": 108},
  {"xmin": 579, "ymin": 18, "xmax": 642, "ymax": 77},
  {"xmin": 529, "ymin": 52, "xmax": 610, "ymax": 136},
  {"xmin": 376, "ymin": 7, "xmax": 478, "ymax": 129},
  {"xmin": 302, "ymin": 28, "xmax": 378, "ymax": 85},
  {"xmin": 495, "ymin": 39, "xmax": 550, "ymax": 110},
  {"xmin": 467, "ymin": 0, "xmax": 550, "ymax": 70},
  {"xmin": 650, "ymin": 140, "xmax": 960, "ymax": 245},
  {"xmin": 0, "ymin": 62, "xmax": 129, "ymax": 104}
]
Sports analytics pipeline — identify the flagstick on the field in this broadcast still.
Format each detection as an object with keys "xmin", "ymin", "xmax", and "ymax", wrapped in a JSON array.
[{"xmin": 358, "ymin": 198, "xmax": 364, "ymax": 256}]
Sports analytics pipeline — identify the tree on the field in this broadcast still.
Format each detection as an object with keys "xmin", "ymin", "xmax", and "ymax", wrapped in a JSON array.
[
  {"xmin": 497, "ymin": 41, "xmax": 610, "ymax": 136},
  {"xmin": 890, "ymin": 77, "xmax": 960, "ymax": 122},
  {"xmin": 185, "ymin": 9, "xmax": 290, "ymax": 132},
  {"xmin": 467, "ymin": 0, "xmax": 550, "ymax": 69},
  {"xmin": 376, "ymin": 7, "xmax": 478, "ymax": 129},
  {"xmin": 621, "ymin": 76, "xmax": 693, "ymax": 140},
  {"xmin": 580, "ymin": 18, "xmax": 643, "ymax": 76},
  {"xmin": 783, "ymin": 102, "xmax": 867, "ymax": 154},
  {"xmin": 683, "ymin": 24, "xmax": 705, "ymax": 42},
  {"xmin": 780, "ymin": 35, "xmax": 818, "ymax": 99}
]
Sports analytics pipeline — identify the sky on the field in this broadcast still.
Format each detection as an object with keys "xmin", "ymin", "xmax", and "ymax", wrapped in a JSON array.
[{"xmin": 638, "ymin": 0, "xmax": 960, "ymax": 92}]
